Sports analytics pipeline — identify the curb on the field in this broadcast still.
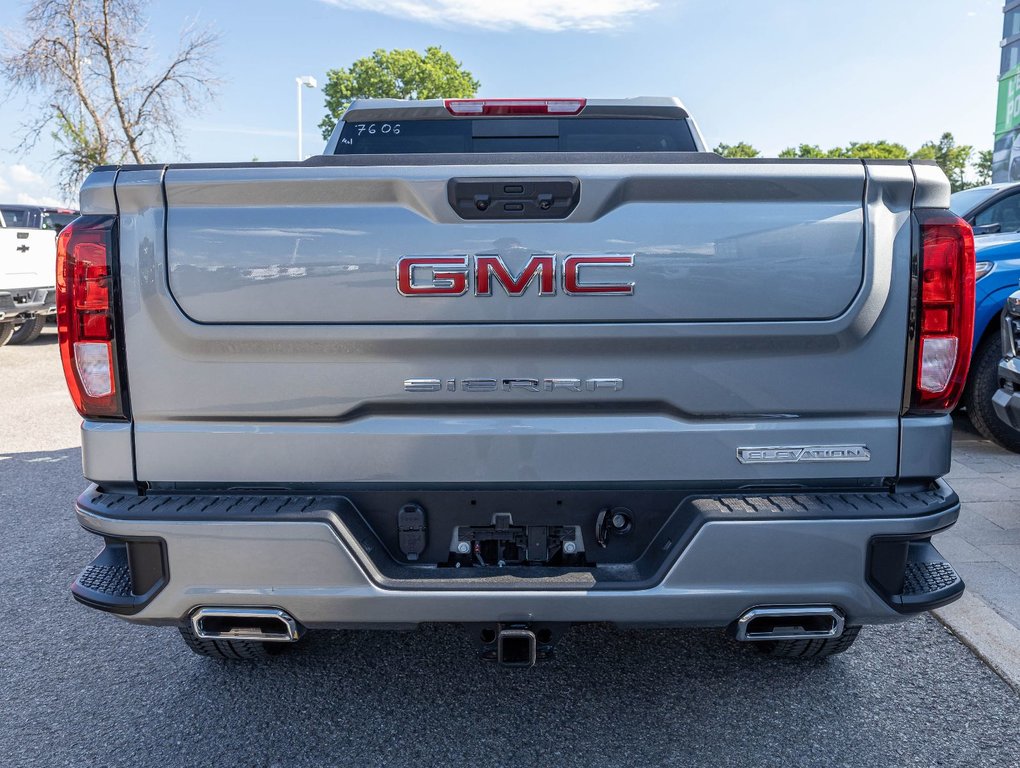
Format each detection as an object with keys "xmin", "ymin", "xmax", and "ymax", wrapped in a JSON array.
[{"xmin": 933, "ymin": 591, "xmax": 1020, "ymax": 694}]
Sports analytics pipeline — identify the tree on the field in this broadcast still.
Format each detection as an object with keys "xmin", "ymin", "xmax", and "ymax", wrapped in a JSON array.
[
  {"xmin": 1, "ymin": 0, "xmax": 219, "ymax": 195},
  {"xmin": 319, "ymin": 47, "xmax": 479, "ymax": 139},
  {"xmin": 779, "ymin": 144, "xmax": 828, "ymax": 159},
  {"xmin": 976, "ymin": 149, "xmax": 993, "ymax": 186},
  {"xmin": 779, "ymin": 141, "xmax": 908, "ymax": 159},
  {"xmin": 832, "ymin": 141, "xmax": 909, "ymax": 160},
  {"xmin": 912, "ymin": 133, "xmax": 973, "ymax": 192},
  {"xmin": 713, "ymin": 142, "xmax": 760, "ymax": 158}
]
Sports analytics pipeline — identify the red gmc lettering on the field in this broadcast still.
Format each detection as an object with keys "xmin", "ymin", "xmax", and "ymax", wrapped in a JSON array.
[
  {"xmin": 475, "ymin": 255, "xmax": 556, "ymax": 296},
  {"xmin": 396, "ymin": 256, "xmax": 469, "ymax": 296},
  {"xmin": 563, "ymin": 255, "xmax": 635, "ymax": 295},
  {"xmin": 396, "ymin": 254, "xmax": 634, "ymax": 296}
]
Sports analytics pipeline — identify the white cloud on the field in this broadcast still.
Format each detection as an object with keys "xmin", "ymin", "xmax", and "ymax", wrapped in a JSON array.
[
  {"xmin": 0, "ymin": 164, "xmax": 65, "ymax": 207},
  {"xmin": 318, "ymin": 0, "xmax": 659, "ymax": 31}
]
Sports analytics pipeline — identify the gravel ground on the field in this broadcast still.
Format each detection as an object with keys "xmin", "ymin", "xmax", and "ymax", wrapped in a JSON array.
[{"xmin": 1, "ymin": 331, "xmax": 1019, "ymax": 768}]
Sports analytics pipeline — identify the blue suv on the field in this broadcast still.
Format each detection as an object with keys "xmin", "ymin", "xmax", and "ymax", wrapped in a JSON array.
[{"xmin": 951, "ymin": 184, "xmax": 1020, "ymax": 450}]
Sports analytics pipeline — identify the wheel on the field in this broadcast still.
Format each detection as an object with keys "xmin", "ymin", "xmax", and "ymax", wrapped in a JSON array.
[
  {"xmin": 754, "ymin": 626, "xmax": 862, "ymax": 659},
  {"xmin": 178, "ymin": 624, "xmax": 289, "ymax": 660},
  {"xmin": 0, "ymin": 322, "xmax": 14, "ymax": 347},
  {"xmin": 964, "ymin": 334, "xmax": 1020, "ymax": 452},
  {"xmin": 7, "ymin": 316, "xmax": 46, "ymax": 345}
]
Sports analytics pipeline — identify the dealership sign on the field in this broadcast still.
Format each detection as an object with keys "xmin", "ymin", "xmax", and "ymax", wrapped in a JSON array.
[{"xmin": 997, "ymin": 63, "xmax": 1020, "ymax": 136}]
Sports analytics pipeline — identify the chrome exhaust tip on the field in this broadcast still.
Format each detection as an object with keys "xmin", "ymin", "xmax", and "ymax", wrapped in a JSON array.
[
  {"xmin": 191, "ymin": 607, "xmax": 302, "ymax": 643},
  {"xmin": 735, "ymin": 606, "xmax": 844, "ymax": 642}
]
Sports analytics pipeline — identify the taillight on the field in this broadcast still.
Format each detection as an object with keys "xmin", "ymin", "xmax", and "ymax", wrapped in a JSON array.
[
  {"xmin": 908, "ymin": 210, "xmax": 975, "ymax": 413},
  {"xmin": 444, "ymin": 98, "xmax": 586, "ymax": 116},
  {"xmin": 56, "ymin": 215, "xmax": 126, "ymax": 419}
]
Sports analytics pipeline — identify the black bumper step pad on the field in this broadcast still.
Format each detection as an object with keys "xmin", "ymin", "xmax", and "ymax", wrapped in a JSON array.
[
  {"xmin": 871, "ymin": 539, "xmax": 964, "ymax": 612},
  {"xmin": 902, "ymin": 560, "xmax": 960, "ymax": 596},
  {"xmin": 77, "ymin": 562, "xmax": 132, "ymax": 598},
  {"xmin": 71, "ymin": 539, "xmax": 167, "ymax": 615}
]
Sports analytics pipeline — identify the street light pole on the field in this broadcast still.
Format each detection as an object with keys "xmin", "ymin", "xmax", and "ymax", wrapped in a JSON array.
[{"xmin": 296, "ymin": 76, "xmax": 317, "ymax": 160}]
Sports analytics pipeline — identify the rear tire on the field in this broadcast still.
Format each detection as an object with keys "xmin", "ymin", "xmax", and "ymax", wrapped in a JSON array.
[
  {"xmin": 8, "ymin": 316, "xmax": 46, "ymax": 345},
  {"xmin": 178, "ymin": 624, "xmax": 289, "ymax": 660},
  {"xmin": 964, "ymin": 334, "xmax": 1020, "ymax": 453},
  {"xmin": 0, "ymin": 322, "xmax": 14, "ymax": 347},
  {"xmin": 754, "ymin": 626, "xmax": 862, "ymax": 659}
]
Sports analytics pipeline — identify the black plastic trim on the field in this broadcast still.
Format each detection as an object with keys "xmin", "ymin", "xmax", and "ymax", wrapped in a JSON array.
[{"xmin": 448, "ymin": 176, "xmax": 579, "ymax": 220}]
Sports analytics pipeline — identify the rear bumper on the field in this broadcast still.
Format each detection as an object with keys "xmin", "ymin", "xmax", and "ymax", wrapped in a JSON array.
[
  {"xmin": 0, "ymin": 288, "xmax": 56, "ymax": 321},
  {"xmin": 72, "ymin": 482, "xmax": 963, "ymax": 629}
]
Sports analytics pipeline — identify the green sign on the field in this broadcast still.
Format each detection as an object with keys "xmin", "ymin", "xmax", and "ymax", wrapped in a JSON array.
[{"xmin": 997, "ymin": 63, "xmax": 1020, "ymax": 135}]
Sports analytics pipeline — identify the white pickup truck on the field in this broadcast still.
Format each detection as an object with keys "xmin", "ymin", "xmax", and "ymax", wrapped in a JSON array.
[{"xmin": 0, "ymin": 205, "xmax": 64, "ymax": 345}]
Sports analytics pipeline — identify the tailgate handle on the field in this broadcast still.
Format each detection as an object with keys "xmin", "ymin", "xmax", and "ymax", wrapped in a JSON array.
[
  {"xmin": 448, "ymin": 177, "xmax": 579, "ymax": 220},
  {"xmin": 16, "ymin": 232, "xmax": 29, "ymax": 239}
]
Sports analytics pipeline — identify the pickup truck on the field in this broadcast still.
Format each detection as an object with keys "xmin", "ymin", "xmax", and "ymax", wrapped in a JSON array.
[
  {"xmin": 62, "ymin": 97, "xmax": 974, "ymax": 666},
  {"xmin": 0, "ymin": 206, "xmax": 59, "ymax": 346}
]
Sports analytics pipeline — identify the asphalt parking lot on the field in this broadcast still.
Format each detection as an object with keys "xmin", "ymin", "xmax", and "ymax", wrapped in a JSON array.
[{"xmin": 2, "ymin": 329, "xmax": 1019, "ymax": 768}]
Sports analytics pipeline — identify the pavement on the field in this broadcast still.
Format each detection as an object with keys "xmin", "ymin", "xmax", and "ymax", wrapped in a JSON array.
[
  {"xmin": 1, "ymin": 329, "xmax": 1019, "ymax": 768},
  {"xmin": 936, "ymin": 417, "xmax": 1020, "ymax": 631}
]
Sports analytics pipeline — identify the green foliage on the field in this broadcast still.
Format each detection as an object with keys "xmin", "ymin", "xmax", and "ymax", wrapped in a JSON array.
[
  {"xmin": 713, "ymin": 142, "xmax": 760, "ymax": 158},
  {"xmin": 778, "ymin": 144, "xmax": 827, "ymax": 159},
  {"xmin": 777, "ymin": 135, "xmax": 986, "ymax": 190},
  {"xmin": 778, "ymin": 141, "xmax": 908, "ymax": 159},
  {"xmin": 976, "ymin": 149, "xmax": 993, "ymax": 187},
  {"xmin": 319, "ymin": 47, "xmax": 480, "ymax": 139},
  {"xmin": 833, "ymin": 141, "xmax": 909, "ymax": 160},
  {"xmin": 912, "ymin": 132, "xmax": 973, "ymax": 192},
  {"xmin": 51, "ymin": 115, "xmax": 107, "ymax": 179}
]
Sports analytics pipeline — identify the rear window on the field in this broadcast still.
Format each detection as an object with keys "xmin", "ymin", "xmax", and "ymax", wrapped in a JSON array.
[
  {"xmin": 334, "ymin": 118, "xmax": 698, "ymax": 155},
  {"xmin": 1, "ymin": 207, "xmax": 41, "ymax": 228},
  {"xmin": 41, "ymin": 210, "xmax": 78, "ymax": 232},
  {"xmin": 949, "ymin": 187, "xmax": 1004, "ymax": 217}
]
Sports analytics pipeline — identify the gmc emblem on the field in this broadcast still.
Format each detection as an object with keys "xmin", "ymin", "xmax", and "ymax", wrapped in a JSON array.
[{"xmin": 396, "ymin": 254, "xmax": 635, "ymax": 297}]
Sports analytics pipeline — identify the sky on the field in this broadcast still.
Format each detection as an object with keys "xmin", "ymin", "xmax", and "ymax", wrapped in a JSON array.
[{"xmin": 0, "ymin": 0, "xmax": 1006, "ymax": 206}]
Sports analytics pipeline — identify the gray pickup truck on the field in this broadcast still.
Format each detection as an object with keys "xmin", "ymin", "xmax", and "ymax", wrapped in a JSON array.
[{"xmin": 62, "ymin": 97, "xmax": 975, "ymax": 666}]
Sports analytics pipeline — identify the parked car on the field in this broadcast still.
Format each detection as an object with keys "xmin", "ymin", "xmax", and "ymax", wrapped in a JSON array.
[
  {"xmin": 994, "ymin": 289, "xmax": 1020, "ymax": 429},
  {"xmin": 61, "ymin": 97, "xmax": 971, "ymax": 665},
  {"xmin": 0, "ymin": 206, "xmax": 59, "ymax": 346},
  {"xmin": 0, "ymin": 204, "xmax": 79, "ymax": 232},
  {"xmin": 951, "ymin": 182, "xmax": 1020, "ymax": 235},
  {"xmin": 959, "ymin": 234, "xmax": 1020, "ymax": 449},
  {"xmin": 951, "ymin": 187, "xmax": 1020, "ymax": 449}
]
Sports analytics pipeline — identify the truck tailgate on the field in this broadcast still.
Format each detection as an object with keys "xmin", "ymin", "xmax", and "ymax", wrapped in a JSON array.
[
  {"xmin": 112, "ymin": 159, "xmax": 917, "ymax": 486},
  {"xmin": 163, "ymin": 165, "xmax": 864, "ymax": 324},
  {"xmin": 1, "ymin": 228, "xmax": 56, "ymax": 291}
]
